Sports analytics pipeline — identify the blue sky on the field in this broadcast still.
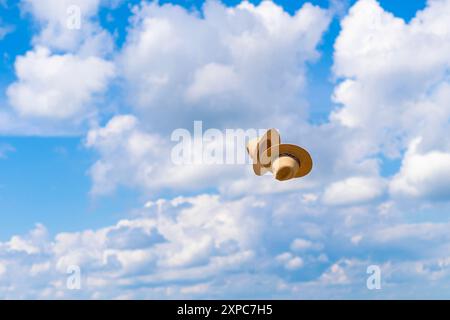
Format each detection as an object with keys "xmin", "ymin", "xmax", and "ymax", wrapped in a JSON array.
[{"xmin": 1, "ymin": 0, "xmax": 450, "ymax": 299}]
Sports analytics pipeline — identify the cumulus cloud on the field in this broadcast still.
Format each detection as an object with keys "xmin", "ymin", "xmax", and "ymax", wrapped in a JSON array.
[
  {"xmin": 332, "ymin": 0, "xmax": 450, "ymax": 158},
  {"xmin": 85, "ymin": 114, "xmax": 160, "ymax": 195},
  {"xmin": 0, "ymin": 194, "xmax": 267, "ymax": 298},
  {"xmin": 0, "ymin": 0, "xmax": 116, "ymax": 133},
  {"xmin": 290, "ymin": 238, "xmax": 323, "ymax": 251},
  {"xmin": 322, "ymin": 176, "xmax": 386, "ymax": 206},
  {"xmin": 320, "ymin": 0, "xmax": 450, "ymax": 206},
  {"xmin": 85, "ymin": 115, "xmax": 243, "ymax": 195},
  {"xmin": 7, "ymin": 47, "xmax": 115, "ymax": 120},
  {"xmin": 119, "ymin": 0, "xmax": 331, "ymax": 132},
  {"xmin": 21, "ymin": 0, "xmax": 113, "ymax": 55},
  {"xmin": 1, "ymin": 192, "xmax": 450, "ymax": 298},
  {"xmin": 390, "ymin": 138, "xmax": 450, "ymax": 201},
  {"xmin": 276, "ymin": 252, "xmax": 304, "ymax": 270}
]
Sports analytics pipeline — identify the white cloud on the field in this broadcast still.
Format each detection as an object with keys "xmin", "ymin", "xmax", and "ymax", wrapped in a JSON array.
[
  {"xmin": 301, "ymin": 193, "xmax": 319, "ymax": 204},
  {"xmin": 1, "ymin": 0, "xmax": 116, "ymax": 133},
  {"xmin": 285, "ymin": 256, "xmax": 303, "ymax": 270},
  {"xmin": 1, "ymin": 192, "xmax": 450, "ymax": 298},
  {"xmin": 186, "ymin": 63, "xmax": 239, "ymax": 101},
  {"xmin": 0, "ymin": 194, "xmax": 266, "ymax": 298},
  {"xmin": 21, "ymin": 0, "xmax": 112, "ymax": 55},
  {"xmin": 5, "ymin": 223, "xmax": 49, "ymax": 255},
  {"xmin": 350, "ymin": 234, "xmax": 362, "ymax": 245},
  {"xmin": 290, "ymin": 238, "xmax": 322, "ymax": 251},
  {"xmin": 7, "ymin": 47, "xmax": 115, "ymax": 120},
  {"xmin": 86, "ymin": 114, "xmax": 245, "ymax": 195},
  {"xmin": 318, "ymin": 0, "xmax": 450, "ymax": 209},
  {"xmin": 276, "ymin": 252, "xmax": 304, "ymax": 270},
  {"xmin": 390, "ymin": 138, "xmax": 450, "ymax": 200},
  {"xmin": 318, "ymin": 260, "xmax": 352, "ymax": 285},
  {"xmin": 322, "ymin": 176, "xmax": 386, "ymax": 206},
  {"xmin": 119, "ymin": 0, "xmax": 331, "ymax": 131},
  {"xmin": 331, "ymin": 0, "xmax": 450, "ymax": 158},
  {"xmin": 22, "ymin": 0, "xmax": 101, "ymax": 22}
]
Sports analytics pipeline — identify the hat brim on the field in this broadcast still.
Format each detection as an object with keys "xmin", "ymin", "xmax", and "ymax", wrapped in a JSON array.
[
  {"xmin": 249, "ymin": 129, "xmax": 281, "ymax": 176},
  {"xmin": 261, "ymin": 144, "xmax": 313, "ymax": 178}
]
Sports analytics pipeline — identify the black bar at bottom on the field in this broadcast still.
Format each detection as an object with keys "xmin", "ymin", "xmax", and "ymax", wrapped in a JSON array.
[{"xmin": 0, "ymin": 300, "xmax": 440, "ymax": 318}]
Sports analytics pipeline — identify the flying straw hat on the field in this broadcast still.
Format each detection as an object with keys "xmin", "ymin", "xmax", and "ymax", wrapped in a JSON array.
[
  {"xmin": 261, "ymin": 144, "xmax": 313, "ymax": 181},
  {"xmin": 247, "ymin": 128, "xmax": 281, "ymax": 175}
]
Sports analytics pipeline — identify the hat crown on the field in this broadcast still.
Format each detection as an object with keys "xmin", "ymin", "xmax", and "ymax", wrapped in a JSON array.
[
  {"xmin": 271, "ymin": 155, "xmax": 300, "ymax": 181},
  {"xmin": 246, "ymin": 129, "xmax": 281, "ymax": 176},
  {"xmin": 247, "ymin": 138, "xmax": 259, "ymax": 162}
]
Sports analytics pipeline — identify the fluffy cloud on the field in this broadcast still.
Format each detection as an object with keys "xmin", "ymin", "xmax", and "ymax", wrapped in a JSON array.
[
  {"xmin": 2, "ymin": 191, "xmax": 450, "ymax": 298},
  {"xmin": 276, "ymin": 252, "xmax": 304, "ymax": 270},
  {"xmin": 290, "ymin": 238, "xmax": 323, "ymax": 251},
  {"xmin": 85, "ymin": 115, "xmax": 244, "ymax": 195},
  {"xmin": 0, "ymin": 194, "xmax": 270, "ymax": 298},
  {"xmin": 21, "ymin": 0, "xmax": 113, "ymax": 55},
  {"xmin": 85, "ymin": 114, "xmax": 160, "ymax": 194},
  {"xmin": 390, "ymin": 138, "xmax": 450, "ymax": 200},
  {"xmin": 323, "ymin": 176, "xmax": 386, "ymax": 206},
  {"xmin": 22, "ymin": 0, "xmax": 101, "ymax": 22},
  {"xmin": 332, "ymin": 0, "xmax": 450, "ymax": 158},
  {"xmin": 0, "ymin": 0, "xmax": 116, "ymax": 132},
  {"xmin": 119, "ymin": 1, "xmax": 331, "ymax": 132},
  {"xmin": 7, "ymin": 47, "xmax": 115, "ymax": 120},
  {"xmin": 325, "ymin": 0, "xmax": 450, "ymax": 206}
]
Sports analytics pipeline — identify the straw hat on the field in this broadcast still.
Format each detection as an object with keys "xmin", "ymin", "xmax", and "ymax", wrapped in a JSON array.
[
  {"xmin": 247, "ymin": 129, "xmax": 281, "ymax": 175},
  {"xmin": 261, "ymin": 144, "xmax": 313, "ymax": 181}
]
